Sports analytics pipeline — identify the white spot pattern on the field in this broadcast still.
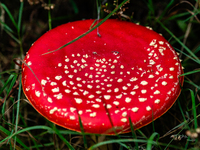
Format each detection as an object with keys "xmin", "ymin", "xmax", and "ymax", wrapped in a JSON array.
[{"xmin": 23, "ymin": 27, "xmax": 183, "ymax": 133}]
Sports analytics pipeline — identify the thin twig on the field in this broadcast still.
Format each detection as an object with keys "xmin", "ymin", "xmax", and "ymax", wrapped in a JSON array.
[{"xmin": 180, "ymin": 1, "xmax": 199, "ymax": 58}]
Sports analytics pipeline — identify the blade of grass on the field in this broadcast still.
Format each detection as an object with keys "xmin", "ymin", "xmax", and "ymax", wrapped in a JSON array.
[
  {"xmin": 1, "ymin": 2, "xmax": 24, "ymax": 57},
  {"xmin": 6, "ymin": 74, "xmax": 18, "ymax": 97},
  {"xmin": 136, "ymin": 129, "xmax": 147, "ymax": 139},
  {"xmin": 177, "ymin": 99, "xmax": 189, "ymax": 129},
  {"xmin": 5, "ymin": 29, "xmax": 21, "ymax": 44},
  {"xmin": 0, "ymin": 3, "xmax": 18, "ymax": 30},
  {"xmin": 42, "ymin": 0, "xmax": 129, "ymax": 55},
  {"xmin": 174, "ymin": 47, "xmax": 198, "ymax": 64},
  {"xmin": 30, "ymin": 135, "xmax": 40, "ymax": 150},
  {"xmin": 147, "ymin": 0, "xmax": 155, "ymax": 18},
  {"xmin": 0, "ymin": 126, "xmax": 54, "ymax": 145},
  {"xmin": 128, "ymin": 117, "xmax": 139, "ymax": 150},
  {"xmin": 194, "ymin": 45, "xmax": 200, "ymax": 54},
  {"xmin": 0, "ymin": 20, "xmax": 14, "ymax": 33},
  {"xmin": 48, "ymin": 0, "xmax": 52, "ymax": 30},
  {"xmin": 189, "ymin": 89, "xmax": 198, "ymax": 129},
  {"xmin": 163, "ymin": 120, "xmax": 188, "ymax": 150},
  {"xmin": 158, "ymin": 0, "xmax": 174, "ymax": 20},
  {"xmin": 146, "ymin": 132, "xmax": 159, "ymax": 150},
  {"xmin": 78, "ymin": 115, "xmax": 88, "ymax": 149},
  {"xmin": 69, "ymin": 0, "xmax": 79, "ymax": 14},
  {"xmin": 1, "ymin": 74, "xmax": 18, "ymax": 118},
  {"xmin": 96, "ymin": 0, "xmax": 101, "ymax": 37},
  {"xmin": 17, "ymin": 1, "xmax": 24, "ymax": 58},
  {"xmin": 28, "ymin": 142, "xmax": 54, "ymax": 149},
  {"xmin": 0, "ymin": 21, "xmax": 21, "ymax": 43},
  {"xmin": 0, "ymin": 126, "xmax": 29, "ymax": 149},
  {"xmin": 184, "ymin": 80, "xmax": 200, "ymax": 90},
  {"xmin": 184, "ymin": 137, "xmax": 190, "ymax": 149},
  {"xmin": 14, "ymin": 76, "xmax": 22, "ymax": 149},
  {"xmin": 183, "ymin": 11, "xmax": 200, "ymax": 23},
  {"xmin": 17, "ymin": 1, "xmax": 23, "ymax": 33},
  {"xmin": 47, "ymin": 129, "xmax": 81, "ymax": 135},
  {"xmin": 88, "ymin": 139, "xmax": 157, "ymax": 150},
  {"xmin": 166, "ymin": 12, "xmax": 190, "ymax": 21},
  {"xmin": 164, "ymin": 124, "xmax": 187, "ymax": 150},
  {"xmin": 151, "ymin": 110, "xmax": 155, "ymax": 133},
  {"xmin": 180, "ymin": 69, "xmax": 200, "ymax": 76},
  {"xmin": 156, "ymin": 19, "xmax": 200, "ymax": 64},
  {"xmin": 49, "ymin": 123, "xmax": 75, "ymax": 150},
  {"xmin": 0, "ymin": 74, "xmax": 15, "ymax": 95}
]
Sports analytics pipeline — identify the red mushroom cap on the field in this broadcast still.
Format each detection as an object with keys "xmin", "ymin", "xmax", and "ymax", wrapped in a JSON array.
[{"xmin": 22, "ymin": 19, "xmax": 184, "ymax": 134}]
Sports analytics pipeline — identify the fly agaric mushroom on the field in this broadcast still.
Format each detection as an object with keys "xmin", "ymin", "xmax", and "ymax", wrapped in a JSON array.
[{"xmin": 22, "ymin": 19, "xmax": 184, "ymax": 134}]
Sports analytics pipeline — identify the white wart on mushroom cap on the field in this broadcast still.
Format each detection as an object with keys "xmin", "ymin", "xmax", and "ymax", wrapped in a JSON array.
[{"xmin": 22, "ymin": 19, "xmax": 184, "ymax": 134}]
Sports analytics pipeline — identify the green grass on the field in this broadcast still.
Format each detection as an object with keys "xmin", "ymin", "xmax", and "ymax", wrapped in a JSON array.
[{"xmin": 0, "ymin": 0, "xmax": 200, "ymax": 149}]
